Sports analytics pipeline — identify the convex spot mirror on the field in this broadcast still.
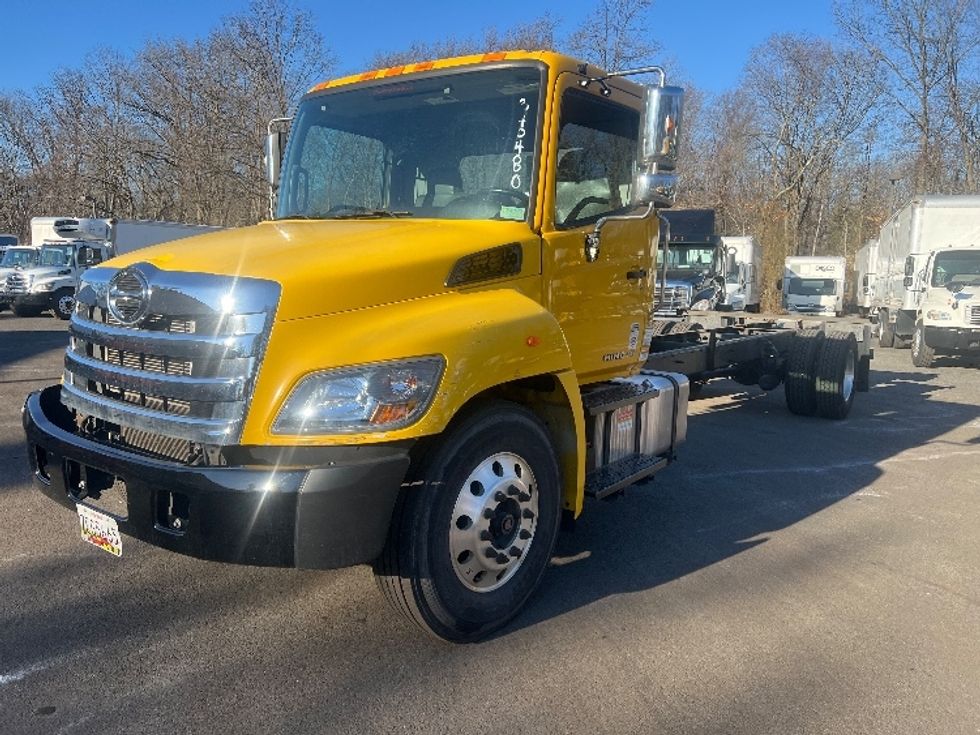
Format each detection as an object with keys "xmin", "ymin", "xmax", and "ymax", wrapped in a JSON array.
[{"xmin": 633, "ymin": 85, "xmax": 684, "ymax": 207}]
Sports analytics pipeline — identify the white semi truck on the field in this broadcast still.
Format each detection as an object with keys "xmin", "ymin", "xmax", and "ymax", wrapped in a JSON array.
[
  {"xmin": 873, "ymin": 195, "xmax": 980, "ymax": 364},
  {"xmin": 719, "ymin": 235, "xmax": 762, "ymax": 312},
  {"xmin": 781, "ymin": 256, "xmax": 846, "ymax": 317},
  {"xmin": 3, "ymin": 217, "xmax": 221, "ymax": 318},
  {"xmin": 852, "ymin": 239, "xmax": 878, "ymax": 317}
]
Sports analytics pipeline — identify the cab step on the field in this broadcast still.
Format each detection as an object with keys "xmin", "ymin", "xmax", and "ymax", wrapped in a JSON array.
[{"xmin": 585, "ymin": 453, "xmax": 669, "ymax": 499}]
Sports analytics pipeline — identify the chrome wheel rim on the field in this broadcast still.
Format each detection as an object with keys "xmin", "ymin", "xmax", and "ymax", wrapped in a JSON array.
[
  {"xmin": 57, "ymin": 294, "xmax": 75, "ymax": 315},
  {"xmin": 449, "ymin": 452, "xmax": 539, "ymax": 593},
  {"xmin": 842, "ymin": 350, "xmax": 855, "ymax": 401}
]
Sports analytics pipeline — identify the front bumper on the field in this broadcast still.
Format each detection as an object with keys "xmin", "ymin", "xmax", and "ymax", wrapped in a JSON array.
[
  {"xmin": 11, "ymin": 292, "xmax": 52, "ymax": 307},
  {"xmin": 923, "ymin": 325, "xmax": 980, "ymax": 352},
  {"xmin": 23, "ymin": 386, "xmax": 411, "ymax": 569}
]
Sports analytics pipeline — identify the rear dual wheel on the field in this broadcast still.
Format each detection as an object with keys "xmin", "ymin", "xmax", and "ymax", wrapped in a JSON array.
[
  {"xmin": 373, "ymin": 401, "xmax": 561, "ymax": 642},
  {"xmin": 785, "ymin": 330, "xmax": 859, "ymax": 419}
]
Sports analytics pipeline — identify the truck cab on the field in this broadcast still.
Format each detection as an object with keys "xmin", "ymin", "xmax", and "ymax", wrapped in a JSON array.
[
  {"xmin": 0, "ymin": 245, "xmax": 40, "ymax": 312},
  {"xmin": 910, "ymin": 244, "xmax": 980, "ymax": 366},
  {"xmin": 655, "ymin": 209, "xmax": 725, "ymax": 314},
  {"xmin": 24, "ymin": 52, "xmax": 689, "ymax": 641},
  {"xmin": 782, "ymin": 256, "xmax": 846, "ymax": 317},
  {"xmin": 6, "ymin": 239, "xmax": 109, "ymax": 318},
  {"xmin": 719, "ymin": 235, "xmax": 761, "ymax": 312}
]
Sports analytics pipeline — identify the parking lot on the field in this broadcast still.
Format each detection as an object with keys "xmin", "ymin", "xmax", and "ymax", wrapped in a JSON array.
[{"xmin": 1, "ymin": 312, "xmax": 978, "ymax": 734}]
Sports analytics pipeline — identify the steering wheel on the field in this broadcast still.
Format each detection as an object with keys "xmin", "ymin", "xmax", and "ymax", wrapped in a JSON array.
[{"xmin": 564, "ymin": 196, "xmax": 610, "ymax": 224}]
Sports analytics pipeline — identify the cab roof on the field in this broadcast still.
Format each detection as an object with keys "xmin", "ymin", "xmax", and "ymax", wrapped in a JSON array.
[{"xmin": 307, "ymin": 50, "xmax": 645, "ymax": 96}]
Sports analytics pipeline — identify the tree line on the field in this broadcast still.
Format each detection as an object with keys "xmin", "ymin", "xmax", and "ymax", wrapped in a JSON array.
[{"xmin": 1, "ymin": 0, "xmax": 978, "ymax": 307}]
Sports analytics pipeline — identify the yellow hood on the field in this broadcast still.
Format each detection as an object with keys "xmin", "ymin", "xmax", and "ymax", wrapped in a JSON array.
[{"xmin": 106, "ymin": 219, "xmax": 541, "ymax": 321}]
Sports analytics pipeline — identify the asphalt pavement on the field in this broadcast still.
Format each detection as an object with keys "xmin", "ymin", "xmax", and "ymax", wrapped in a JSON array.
[{"xmin": 1, "ymin": 312, "xmax": 978, "ymax": 734}]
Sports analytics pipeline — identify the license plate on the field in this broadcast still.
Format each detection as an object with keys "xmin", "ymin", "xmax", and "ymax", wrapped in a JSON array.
[{"xmin": 77, "ymin": 504, "xmax": 122, "ymax": 557}]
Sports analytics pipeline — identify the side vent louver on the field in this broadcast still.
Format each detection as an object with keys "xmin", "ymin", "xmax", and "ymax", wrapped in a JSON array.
[{"xmin": 446, "ymin": 243, "xmax": 523, "ymax": 287}]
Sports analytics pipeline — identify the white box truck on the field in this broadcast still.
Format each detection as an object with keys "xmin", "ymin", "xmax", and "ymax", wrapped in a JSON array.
[
  {"xmin": 852, "ymin": 239, "xmax": 878, "ymax": 317},
  {"xmin": 873, "ymin": 195, "xmax": 980, "ymax": 363},
  {"xmin": 781, "ymin": 256, "xmax": 846, "ymax": 316},
  {"xmin": 719, "ymin": 235, "xmax": 762, "ymax": 312}
]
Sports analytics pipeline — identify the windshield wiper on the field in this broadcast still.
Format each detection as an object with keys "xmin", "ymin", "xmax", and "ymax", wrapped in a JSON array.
[{"xmin": 328, "ymin": 209, "xmax": 414, "ymax": 219}]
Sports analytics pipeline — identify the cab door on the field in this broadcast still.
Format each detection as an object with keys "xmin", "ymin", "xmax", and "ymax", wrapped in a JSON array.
[{"xmin": 542, "ymin": 74, "xmax": 656, "ymax": 383}]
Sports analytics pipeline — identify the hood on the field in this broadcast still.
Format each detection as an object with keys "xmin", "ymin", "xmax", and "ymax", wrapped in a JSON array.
[
  {"xmin": 5, "ymin": 265, "xmax": 67, "ymax": 281},
  {"xmin": 106, "ymin": 219, "xmax": 540, "ymax": 321}
]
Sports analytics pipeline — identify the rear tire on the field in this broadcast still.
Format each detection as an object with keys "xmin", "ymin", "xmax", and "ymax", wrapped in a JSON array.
[
  {"xmin": 815, "ymin": 331, "xmax": 858, "ymax": 420},
  {"xmin": 373, "ymin": 400, "xmax": 561, "ymax": 642},
  {"xmin": 911, "ymin": 322, "xmax": 935, "ymax": 368},
  {"xmin": 785, "ymin": 328, "xmax": 825, "ymax": 416}
]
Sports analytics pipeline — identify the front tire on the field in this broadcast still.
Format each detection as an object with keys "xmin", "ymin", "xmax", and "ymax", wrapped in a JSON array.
[
  {"xmin": 911, "ymin": 322, "xmax": 935, "ymax": 368},
  {"xmin": 54, "ymin": 289, "xmax": 75, "ymax": 320},
  {"xmin": 373, "ymin": 400, "xmax": 561, "ymax": 642}
]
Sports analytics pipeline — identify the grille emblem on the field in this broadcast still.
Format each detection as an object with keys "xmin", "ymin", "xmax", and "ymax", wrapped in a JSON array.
[{"xmin": 107, "ymin": 267, "xmax": 151, "ymax": 326}]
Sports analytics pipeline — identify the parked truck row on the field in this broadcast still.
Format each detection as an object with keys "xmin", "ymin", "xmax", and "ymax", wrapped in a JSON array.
[
  {"xmin": 845, "ymin": 196, "xmax": 980, "ymax": 366},
  {"xmin": 22, "ymin": 51, "xmax": 872, "ymax": 642},
  {"xmin": 0, "ymin": 217, "xmax": 221, "ymax": 318}
]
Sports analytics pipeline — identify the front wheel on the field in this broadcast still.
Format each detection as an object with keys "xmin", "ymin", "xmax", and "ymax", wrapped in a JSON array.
[
  {"xmin": 54, "ymin": 289, "xmax": 75, "ymax": 320},
  {"xmin": 11, "ymin": 302, "xmax": 44, "ymax": 318},
  {"xmin": 911, "ymin": 322, "xmax": 935, "ymax": 368},
  {"xmin": 373, "ymin": 400, "xmax": 561, "ymax": 642}
]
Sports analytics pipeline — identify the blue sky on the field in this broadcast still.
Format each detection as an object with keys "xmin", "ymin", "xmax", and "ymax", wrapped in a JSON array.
[{"xmin": 0, "ymin": 0, "xmax": 835, "ymax": 95}]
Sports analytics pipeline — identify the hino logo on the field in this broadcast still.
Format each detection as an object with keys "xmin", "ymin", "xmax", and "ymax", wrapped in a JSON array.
[{"xmin": 107, "ymin": 267, "xmax": 151, "ymax": 326}]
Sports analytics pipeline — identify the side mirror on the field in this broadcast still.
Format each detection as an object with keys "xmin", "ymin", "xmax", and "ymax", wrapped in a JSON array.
[
  {"xmin": 903, "ymin": 275, "xmax": 913, "ymax": 288},
  {"xmin": 77, "ymin": 246, "xmax": 94, "ymax": 267},
  {"xmin": 265, "ymin": 129, "xmax": 288, "ymax": 188},
  {"xmin": 726, "ymin": 252, "xmax": 737, "ymax": 274},
  {"xmin": 904, "ymin": 255, "xmax": 915, "ymax": 277},
  {"xmin": 633, "ymin": 84, "xmax": 684, "ymax": 207}
]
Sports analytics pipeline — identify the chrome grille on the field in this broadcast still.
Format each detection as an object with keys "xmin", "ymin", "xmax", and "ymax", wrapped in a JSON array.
[
  {"xmin": 654, "ymin": 284, "xmax": 691, "ymax": 315},
  {"xmin": 969, "ymin": 305, "xmax": 980, "ymax": 326},
  {"xmin": 6, "ymin": 271, "xmax": 29, "ymax": 294},
  {"xmin": 61, "ymin": 263, "xmax": 280, "ymax": 444}
]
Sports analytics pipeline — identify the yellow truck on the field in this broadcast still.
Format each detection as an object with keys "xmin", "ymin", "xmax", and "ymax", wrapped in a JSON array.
[{"xmin": 23, "ymin": 51, "xmax": 869, "ymax": 641}]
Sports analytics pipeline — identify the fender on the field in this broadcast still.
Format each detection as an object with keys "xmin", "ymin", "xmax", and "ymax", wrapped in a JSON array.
[{"xmin": 243, "ymin": 288, "xmax": 577, "ymax": 447}]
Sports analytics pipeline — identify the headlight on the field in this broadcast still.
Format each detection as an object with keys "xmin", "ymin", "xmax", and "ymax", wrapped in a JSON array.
[
  {"xmin": 36, "ymin": 281, "xmax": 55, "ymax": 292},
  {"xmin": 272, "ymin": 356, "xmax": 444, "ymax": 435},
  {"xmin": 926, "ymin": 309, "xmax": 951, "ymax": 321},
  {"xmin": 690, "ymin": 299, "xmax": 713, "ymax": 311}
]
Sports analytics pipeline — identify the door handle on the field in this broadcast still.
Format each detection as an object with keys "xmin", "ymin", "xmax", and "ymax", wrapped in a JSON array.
[{"xmin": 626, "ymin": 269, "xmax": 648, "ymax": 280}]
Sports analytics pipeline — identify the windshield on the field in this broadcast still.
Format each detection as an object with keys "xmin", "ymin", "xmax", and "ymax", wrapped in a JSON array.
[
  {"xmin": 0, "ymin": 248, "xmax": 38, "ymax": 268},
  {"xmin": 658, "ymin": 246, "xmax": 717, "ymax": 270},
  {"xmin": 277, "ymin": 66, "xmax": 542, "ymax": 223},
  {"xmin": 932, "ymin": 250, "xmax": 980, "ymax": 287},
  {"xmin": 789, "ymin": 278, "xmax": 837, "ymax": 296},
  {"xmin": 39, "ymin": 245, "xmax": 73, "ymax": 268},
  {"xmin": 0, "ymin": 235, "xmax": 17, "ymax": 248}
]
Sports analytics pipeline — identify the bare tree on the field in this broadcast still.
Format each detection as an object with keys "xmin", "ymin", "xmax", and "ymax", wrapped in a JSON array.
[
  {"xmin": 836, "ymin": 0, "xmax": 980, "ymax": 193},
  {"xmin": 567, "ymin": 0, "xmax": 658, "ymax": 71}
]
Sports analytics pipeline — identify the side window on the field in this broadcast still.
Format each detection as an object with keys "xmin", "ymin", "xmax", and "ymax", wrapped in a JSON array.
[{"xmin": 554, "ymin": 90, "xmax": 639, "ymax": 229}]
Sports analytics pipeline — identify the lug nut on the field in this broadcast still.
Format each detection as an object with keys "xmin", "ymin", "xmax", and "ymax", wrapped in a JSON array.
[
  {"xmin": 507, "ymin": 484, "xmax": 520, "ymax": 496},
  {"xmin": 519, "ymin": 529, "xmax": 532, "ymax": 540},
  {"xmin": 495, "ymin": 553, "xmax": 509, "ymax": 564},
  {"xmin": 522, "ymin": 509, "xmax": 535, "ymax": 519},
  {"xmin": 484, "ymin": 548, "xmax": 498, "ymax": 558},
  {"xmin": 494, "ymin": 491, "xmax": 507, "ymax": 502},
  {"xmin": 479, "ymin": 530, "xmax": 492, "ymax": 541},
  {"xmin": 509, "ymin": 546, "xmax": 522, "ymax": 558},
  {"xmin": 483, "ymin": 508, "xmax": 494, "ymax": 519},
  {"xmin": 518, "ymin": 492, "xmax": 531, "ymax": 502}
]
